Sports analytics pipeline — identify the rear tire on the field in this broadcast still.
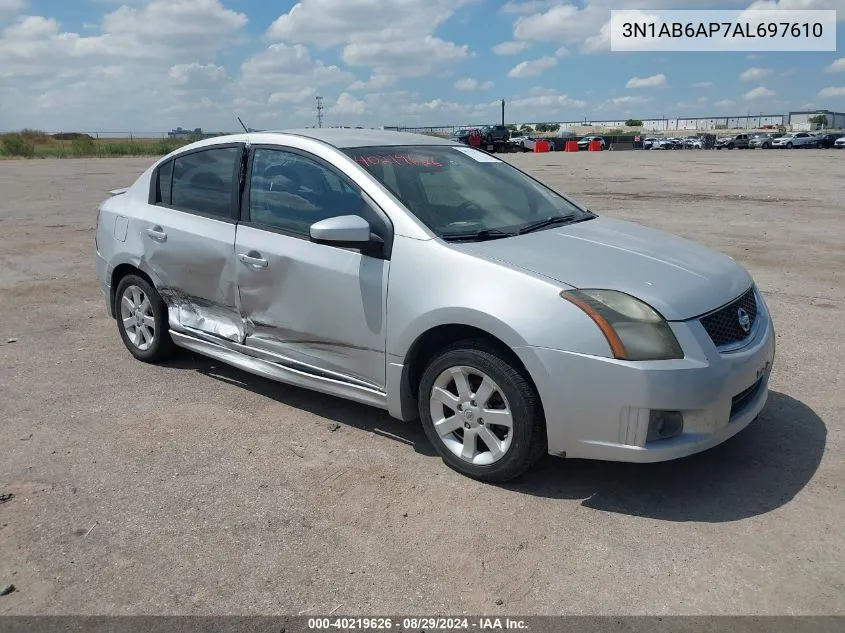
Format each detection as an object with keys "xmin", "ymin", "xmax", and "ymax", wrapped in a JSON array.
[
  {"xmin": 418, "ymin": 340, "xmax": 547, "ymax": 483},
  {"xmin": 115, "ymin": 274, "xmax": 176, "ymax": 363}
]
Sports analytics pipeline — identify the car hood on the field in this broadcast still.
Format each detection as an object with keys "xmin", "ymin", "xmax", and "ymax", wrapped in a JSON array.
[{"xmin": 451, "ymin": 216, "xmax": 752, "ymax": 321}]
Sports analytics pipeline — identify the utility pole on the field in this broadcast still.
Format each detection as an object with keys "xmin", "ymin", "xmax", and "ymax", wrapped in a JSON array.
[
  {"xmin": 316, "ymin": 96, "xmax": 324, "ymax": 128},
  {"xmin": 501, "ymin": 99, "xmax": 506, "ymax": 126}
]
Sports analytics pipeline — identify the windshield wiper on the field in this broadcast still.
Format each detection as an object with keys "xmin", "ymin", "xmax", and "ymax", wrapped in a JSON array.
[
  {"xmin": 441, "ymin": 228, "xmax": 516, "ymax": 242},
  {"xmin": 517, "ymin": 214, "xmax": 587, "ymax": 235},
  {"xmin": 516, "ymin": 211, "xmax": 596, "ymax": 235}
]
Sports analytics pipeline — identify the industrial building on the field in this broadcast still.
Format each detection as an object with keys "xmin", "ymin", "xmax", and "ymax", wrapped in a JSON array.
[{"xmin": 554, "ymin": 109, "xmax": 844, "ymax": 132}]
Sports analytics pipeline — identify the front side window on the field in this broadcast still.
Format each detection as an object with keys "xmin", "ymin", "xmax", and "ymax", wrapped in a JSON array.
[
  {"xmin": 345, "ymin": 145, "xmax": 592, "ymax": 240},
  {"xmin": 170, "ymin": 146, "xmax": 238, "ymax": 219},
  {"xmin": 248, "ymin": 148, "xmax": 365, "ymax": 236}
]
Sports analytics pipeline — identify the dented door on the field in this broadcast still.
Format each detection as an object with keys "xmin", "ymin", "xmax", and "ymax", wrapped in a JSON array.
[
  {"xmin": 142, "ymin": 144, "xmax": 244, "ymax": 342},
  {"xmin": 235, "ymin": 226, "xmax": 388, "ymax": 388},
  {"xmin": 234, "ymin": 146, "xmax": 388, "ymax": 389},
  {"xmin": 143, "ymin": 207, "xmax": 242, "ymax": 341}
]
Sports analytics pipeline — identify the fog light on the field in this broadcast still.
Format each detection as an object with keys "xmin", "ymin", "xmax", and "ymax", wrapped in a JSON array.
[{"xmin": 647, "ymin": 410, "xmax": 684, "ymax": 442}]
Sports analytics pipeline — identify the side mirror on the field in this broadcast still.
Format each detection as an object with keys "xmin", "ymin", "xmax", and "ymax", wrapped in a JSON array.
[{"xmin": 310, "ymin": 215, "xmax": 383, "ymax": 256}]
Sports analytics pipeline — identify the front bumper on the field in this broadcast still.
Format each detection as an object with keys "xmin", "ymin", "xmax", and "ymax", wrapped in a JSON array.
[{"xmin": 514, "ymin": 288, "xmax": 776, "ymax": 462}]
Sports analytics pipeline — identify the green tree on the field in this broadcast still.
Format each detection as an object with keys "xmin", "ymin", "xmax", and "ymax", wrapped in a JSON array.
[
  {"xmin": 519, "ymin": 124, "xmax": 534, "ymax": 134},
  {"xmin": 625, "ymin": 119, "xmax": 643, "ymax": 127},
  {"xmin": 808, "ymin": 115, "xmax": 828, "ymax": 129},
  {"xmin": 534, "ymin": 122, "xmax": 549, "ymax": 132},
  {"xmin": 546, "ymin": 123, "xmax": 560, "ymax": 132}
]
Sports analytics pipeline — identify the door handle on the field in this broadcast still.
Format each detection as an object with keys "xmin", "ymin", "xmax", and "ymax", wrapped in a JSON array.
[
  {"xmin": 146, "ymin": 226, "xmax": 167, "ymax": 242},
  {"xmin": 238, "ymin": 252, "xmax": 268, "ymax": 269}
]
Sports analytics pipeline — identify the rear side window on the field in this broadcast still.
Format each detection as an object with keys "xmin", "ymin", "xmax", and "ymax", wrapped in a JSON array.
[
  {"xmin": 169, "ymin": 147, "xmax": 238, "ymax": 220},
  {"xmin": 155, "ymin": 160, "xmax": 173, "ymax": 204}
]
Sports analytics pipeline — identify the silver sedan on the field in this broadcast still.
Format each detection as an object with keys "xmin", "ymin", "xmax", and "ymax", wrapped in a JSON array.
[{"xmin": 94, "ymin": 129, "xmax": 775, "ymax": 482}]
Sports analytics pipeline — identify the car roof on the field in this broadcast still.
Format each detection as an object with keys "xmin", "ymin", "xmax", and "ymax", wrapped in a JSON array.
[
  {"xmin": 263, "ymin": 128, "xmax": 458, "ymax": 148},
  {"xmin": 180, "ymin": 129, "xmax": 459, "ymax": 151}
]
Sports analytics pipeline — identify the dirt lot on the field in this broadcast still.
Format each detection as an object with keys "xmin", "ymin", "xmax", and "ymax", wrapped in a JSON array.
[{"xmin": 1, "ymin": 150, "xmax": 843, "ymax": 615}]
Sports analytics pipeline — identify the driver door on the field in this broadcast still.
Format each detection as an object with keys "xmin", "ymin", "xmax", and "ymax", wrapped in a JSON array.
[{"xmin": 234, "ymin": 146, "xmax": 391, "ymax": 389}]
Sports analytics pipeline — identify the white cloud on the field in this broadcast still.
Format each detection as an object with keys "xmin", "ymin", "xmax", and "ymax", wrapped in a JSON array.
[
  {"xmin": 510, "ymin": 92, "xmax": 587, "ymax": 109},
  {"xmin": 507, "ymin": 55, "xmax": 557, "ymax": 78},
  {"xmin": 626, "ymin": 73, "xmax": 666, "ymax": 88},
  {"xmin": 825, "ymin": 58, "xmax": 845, "ymax": 73},
  {"xmin": 493, "ymin": 40, "xmax": 529, "ymax": 55},
  {"xmin": 744, "ymin": 86, "xmax": 776, "ymax": 100},
  {"xmin": 740, "ymin": 67, "xmax": 773, "ymax": 82},
  {"xmin": 554, "ymin": 46, "xmax": 569, "ymax": 57},
  {"xmin": 715, "ymin": 99, "xmax": 735, "ymax": 107},
  {"xmin": 746, "ymin": 1, "xmax": 845, "ymax": 21},
  {"xmin": 500, "ymin": 0, "xmax": 556, "ymax": 14},
  {"xmin": 0, "ymin": 0, "xmax": 25, "ymax": 16},
  {"xmin": 268, "ymin": 87, "xmax": 318, "ymax": 104},
  {"xmin": 818, "ymin": 86, "xmax": 845, "ymax": 98},
  {"xmin": 168, "ymin": 62, "xmax": 226, "ymax": 88},
  {"xmin": 342, "ymin": 35, "xmax": 469, "ymax": 81},
  {"xmin": 454, "ymin": 78, "xmax": 494, "ymax": 91},
  {"xmin": 267, "ymin": 0, "xmax": 472, "ymax": 46},
  {"xmin": 607, "ymin": 95, "xmax": 652, "ymax": 106},
  {"xmin": 677, "ymin": 96, "xmax": 708, "ymax": 109}
]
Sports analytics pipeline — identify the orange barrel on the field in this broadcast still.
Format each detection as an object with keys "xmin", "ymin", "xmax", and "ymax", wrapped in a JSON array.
[
  {"xmin": 588, "ymin": 139, "xmax": 602, "ymax": 151},
  {"xmin": 565, "ymin": 141, "xmax": 579, "ymax": 152}
]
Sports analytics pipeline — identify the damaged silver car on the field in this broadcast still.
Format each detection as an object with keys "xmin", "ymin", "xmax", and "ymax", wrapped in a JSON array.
[{"xmin": 94, "ymin": 129, "xmax": 775, "ymax": 482}]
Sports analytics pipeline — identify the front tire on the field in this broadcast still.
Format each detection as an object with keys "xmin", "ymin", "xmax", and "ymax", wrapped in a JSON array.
[
  {"xmin": 115, "ymin": 274, "xmax": 175, "ymax": 363},
  {"xmin": 418, "ymin": 341, "xmax": 547, "ymax": 483}
]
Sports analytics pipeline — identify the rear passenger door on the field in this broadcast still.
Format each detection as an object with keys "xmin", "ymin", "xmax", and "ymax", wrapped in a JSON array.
[{"xmin": 144, "ymin": 143, "xmax": 245, "ymax": 341}]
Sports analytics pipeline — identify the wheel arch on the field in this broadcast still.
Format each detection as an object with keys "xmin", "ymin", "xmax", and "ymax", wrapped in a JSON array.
[
  {"xmin": 108, "ymin": 259, "xmax": 157, "ymax": 319},
  {"xmin": 389, "ymin": 315, "xmax": 541, "ymax": 422}
]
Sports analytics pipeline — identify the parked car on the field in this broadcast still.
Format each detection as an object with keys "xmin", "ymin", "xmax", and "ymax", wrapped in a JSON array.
[
  {"xmin": 480, "ymin": 125, "xmax": 510, "ymax": 145},
  {"xmin": 643, "ymin": 137, "xmax": 657, "ymax": 149},
  {"xmin": 510, "ymin": 135, "xmax": 536, "ymax": 151},
  {"xmin": 816, "ymin": 133, "xmax": 844, "ymax": 149},
  {"xmin": 749, "ymin": 133, "xmax": 777, "ymax": 149},
  {"xmin": 716, "ymin": 134, "xmax": 751, "ymax": 150},
  {"xmin": 450, "ymin": 129, "xmax": 470, "ymax": 144},
  {"xmin": 577, "ymin": 135, "xmax": 606, "ymax": 150},
  {"xmin": 94, "ymin": 129, "xmax": 775, "ymax": 482},
  {"xmin": 683, "ymin": 137, "xmax": 703, "ymax": 149},
  {"xmin": 835, "ymin": 136, "xmax": 845, "ymax": 149},
  {"xmin": 772, "ymin": 132, "xmax": 817, "ymax": 149}
]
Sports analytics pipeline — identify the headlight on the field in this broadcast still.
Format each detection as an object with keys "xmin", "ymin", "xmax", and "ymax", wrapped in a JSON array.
[{"xmin": 560, "ymin": 289, "xmax": 684, "ymax": 361}]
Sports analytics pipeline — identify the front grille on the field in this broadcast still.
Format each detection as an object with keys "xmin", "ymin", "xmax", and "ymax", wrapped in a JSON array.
[
  {"xmin": 700, "ymin": 287, "xmax": 758, "ymax": 347},
  {"xmin": 730, "ymin": 376, "xmax": 764, "ymax": 418}
]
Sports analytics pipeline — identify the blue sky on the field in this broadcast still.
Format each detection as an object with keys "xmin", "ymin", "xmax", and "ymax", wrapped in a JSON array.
[{"xmin": 1, "ymin": 0, "xmax": 843, "ymax": 133}]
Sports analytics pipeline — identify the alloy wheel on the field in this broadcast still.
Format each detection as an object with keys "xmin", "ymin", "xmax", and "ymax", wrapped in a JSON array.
[
  {"xmin": 120, "ymin": 284, "xmax": 156, "ymax": 351},
  {"xmin": 428, "ymin": 366, "xmax": 513, "ymax": 465}
]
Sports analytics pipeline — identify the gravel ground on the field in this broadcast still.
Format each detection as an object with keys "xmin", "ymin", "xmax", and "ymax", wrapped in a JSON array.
[{"xmin": 0, "ymin": 150, "xmax": 843, "ymax": 616}]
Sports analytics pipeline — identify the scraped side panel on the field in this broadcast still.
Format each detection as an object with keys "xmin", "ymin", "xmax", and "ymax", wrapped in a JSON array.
[{"xmin": 142, "ymin": 204, "xmax": 243, "ymax": 342}]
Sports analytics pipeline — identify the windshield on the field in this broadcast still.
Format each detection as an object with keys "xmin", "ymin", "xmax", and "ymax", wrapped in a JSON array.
[{"xmin": 344, "ymin": 145, "xmax": 592, "ymax": 239}]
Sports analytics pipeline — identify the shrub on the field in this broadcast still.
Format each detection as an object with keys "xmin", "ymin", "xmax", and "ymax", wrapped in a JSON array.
[
  {"xmin": 20, "ymin": 129, "xmax": 51, "ymax": 144},
  {"xmin": 71, "ymin": 136, "xmax": 96, "ymax": 156},
  {"xmin": 625, "ymin": 119, "xmax": 643, "ymax": 127},
  {"xmin": 1, "ymin": 133, "xmax": 35, "ymax": 157}
]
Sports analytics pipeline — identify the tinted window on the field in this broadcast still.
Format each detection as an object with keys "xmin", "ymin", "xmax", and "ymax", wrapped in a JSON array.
[
  {"xmin": 345, "ymin": 145, "xmax": 588, "ymax": 238},
  {"xmin": 171, "ymin": 147, "xmax": 238, "ymax": 219},
  {"xmin": 156, "ymin": 160, "xmax": 173, "ymax": 204},
  {"xmin": 248, "ymin": 148, "xmax": 365, "ymax": 236}
]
